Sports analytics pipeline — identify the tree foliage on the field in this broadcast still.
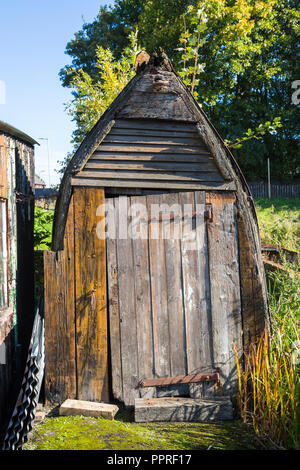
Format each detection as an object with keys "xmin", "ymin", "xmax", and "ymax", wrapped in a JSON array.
[
  {"xmin": 34, "ymin": 207, "xmax": 54, "ymax": 251},
  {"xmin": 59, "ymin": 1, "xmax": 143, "ymax": 87},
  {"xmin": 66, "ymin": 30, "xmax": 139, "ymax": 147},
  {"xmin": 60, "ymin": 0, "xmax": 300, "ymax": 181}
]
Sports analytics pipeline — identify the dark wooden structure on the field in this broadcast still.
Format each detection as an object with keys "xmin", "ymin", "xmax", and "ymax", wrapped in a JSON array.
[
  {"xmin": 45, "ymin": 53, "xmax": 268, "ymax": 407},
  {"xmin": 0, "ymin": 121, "xmax": 36, "ymax": 438}
]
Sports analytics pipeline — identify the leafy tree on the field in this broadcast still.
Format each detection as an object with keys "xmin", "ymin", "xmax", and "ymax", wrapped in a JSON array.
[
  {"xmin": 34, "ymin": 207, "xmax": 54, "ymax": 251},
  {"xmin": 60, "ymin": 0, "xmax": 299, "ymax": 181},
  {"xmin": 60, "ymin": 1, "xmax": 143, "ymax": 87},
  {"xmin": 176, "ymin": 1, "xmax": 300, "ymax": 180},
  {"xmin": 65, "ymin": 30, "xmax": 139, "ymax": 148}
]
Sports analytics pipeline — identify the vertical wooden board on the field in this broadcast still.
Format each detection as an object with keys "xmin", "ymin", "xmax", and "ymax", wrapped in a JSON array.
[
  {"xmin": 44, "ymin": 197, "xmax": 76, "ymax": 403},
  {"xmin": 116, "ymin": 196, "xmax": 139, "ymax": 406},
  {"xmin": 130, "ymin": 195, "xmax": 155, "ymax": 398},
  {"xmin": 106, "ymin": 197, "xmax": 123, "ymax": 402},
  {"xmin": 74, "ymin": 187, "xmax": 109, "ymax": 402},
  {"xmin": 162, "ymin": 193, "xmax": 186, "ymax": 377},
  {"xmin": 206, "ymin": 192, "xmax": 242, "ymax": 393},
  {"xmin": 44, "ymin": 250, "xmax": 75, "ymax": 403},
  {"xmin": 194, "ymin": 191, "xmax": 213, "ymax": 373},
  {"xmin": 180, "ymin": 192, "xmax": 203, "ymax": 375},
  {"xmin": 61, "ymin": 196, "xmax": 77, "ymax": 399},
  {"xmin": 237, "ymin": 214, "xmax": 257, "ymax": 351},
  {"xmin": 147, "ymin": 194, "xmax": 170, "ymax": 378}
]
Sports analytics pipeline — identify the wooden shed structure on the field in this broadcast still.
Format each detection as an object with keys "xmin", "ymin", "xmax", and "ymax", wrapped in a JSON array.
[
  {"xmin": 45, "ymin": 53, "xmax": 268, "ymax": 408},
  {"xmin": 0, "ymin": 121, "xmax": 36, "ymax": 436}
]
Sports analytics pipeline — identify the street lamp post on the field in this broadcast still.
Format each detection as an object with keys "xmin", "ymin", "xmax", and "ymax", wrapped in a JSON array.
[{"xmin": 38, "ymin": 138, "xmax": 51, "ymax": 187}]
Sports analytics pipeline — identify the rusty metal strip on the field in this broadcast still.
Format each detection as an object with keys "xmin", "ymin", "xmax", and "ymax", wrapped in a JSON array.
[{"xmin": 140, "ymin": 372, "xmax": 220, "ymax": 388}]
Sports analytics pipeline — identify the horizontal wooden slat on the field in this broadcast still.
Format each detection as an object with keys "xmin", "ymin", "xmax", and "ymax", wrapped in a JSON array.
[
  {"xmin": 110, "ymin": 128, "xmax": 198, "ymax": 138},
  {"xmin": 71, "ymin": 178, "xmax": 236, "ymax": 190},
  {"xmin": 75, "ymin": 170, "xmax": 224, "ymax": 182},
  {"xmin": 114, "ymin": 120, "xmax": 196, "ymax": 132},
  {"xmin": 91, "ymin": 152, "xmax": 212, "ymax": 161},
  {"xmin": 97, "ymin": 143, "xmax": 209, "ymax": 154},
  {"xmin": 140, "ymin": 373, "xmax": 220, "ymax": 388},
  {"xmin": 104, "ymin": 134, "xmax": 206, "ymax": 147},
  {"xmin": 84, "ymin": 160, "xmax": 218, "ymax": 172}
]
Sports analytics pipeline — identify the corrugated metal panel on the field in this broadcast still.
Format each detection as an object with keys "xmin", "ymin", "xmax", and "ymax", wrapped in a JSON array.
[{"xmin": 72, "ymin": 120, "xmax": 232, "ymax": 190}]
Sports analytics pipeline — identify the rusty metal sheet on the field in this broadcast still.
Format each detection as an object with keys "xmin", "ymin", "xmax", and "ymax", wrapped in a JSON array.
[{"xmin": 140, "ymin": 372, "xmax": 220, "ymax": 388}]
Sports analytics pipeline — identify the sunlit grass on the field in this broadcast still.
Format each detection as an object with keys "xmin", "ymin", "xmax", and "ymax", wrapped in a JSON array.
[
  {"xmin": 235, "ymin": 199, "xmax": 300, "ymax": 449},
  {"xmin": 254, "ymin": 198, "xmax": 300, "ymax": 252}
]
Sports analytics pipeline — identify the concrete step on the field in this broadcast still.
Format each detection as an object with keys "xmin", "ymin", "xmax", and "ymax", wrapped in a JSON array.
[
  {"xmin": 59, "ymin": 399, "xmax": 119, "ymax": 420},
  {"xmin": 135, "ymin": 397, "xmax": 233, "ymax": 423}
]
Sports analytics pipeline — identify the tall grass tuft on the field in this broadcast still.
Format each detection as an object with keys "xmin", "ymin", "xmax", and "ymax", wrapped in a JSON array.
[{"xmin": 234, "ymin": 265, "xmax": 300, "ymax": 449}]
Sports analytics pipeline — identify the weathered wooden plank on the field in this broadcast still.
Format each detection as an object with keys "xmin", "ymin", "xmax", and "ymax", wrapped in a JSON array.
[
  {"xmin": 135, "ymin": 397, "xmax": 233, "ymax": 422},
  {"xmin": 109, "ymin": 128, "xmax": 197, "ymax": 138},
  {"xmin": 74, "ymin": 187, "xmax": 109, "ymax": 402},
  {"xmin": 85, "ymin": 161, "xmax": 218, "ymax": 172},
  {"xmin": 130, "ymin": 195, "xmax": 155, "ymax": 399},
  {"xmin": 104, "ymin": 134, "xmax": 208, "ymax": 147},
  {"xmin": 106, "ymin": 197, "xmax": 123, "ymax": 402},
  {"xmin": 97, "ymin": 143, "xmax": 209, "ymax": 154},
  {"xmin": 44, "ymin": 251, "xmax": 74, "ymax": 403},
  {"xmin": 118, "ymin": 90, "xmax": 197, "ymax": 122},
  {"xmin": 180, "ymin": 192, "xmax": 203, "ymax": 376},
  {"xmin": 237, "ymin": 213, "xmax": 257, "ymax": 351},
  {"xmin": 59, "ymin": 399, "xmax": 119, "ymax": 420},
  {"xmin": 90, "ymin": 152, "xmax": 212, "ymax": 161},
  {"xmin": 114, "ymin": 120, "xmax": 196, "ymax": 132},
  {"xmin": 162, "ymin": 193, "xmax": 186, "ymax": 377},
  {"xmin": 116, "ymin": 196, "xmax": 139, "ymax": 406},
  {"xmin": 71, "ymin": 178, "xmax": 236, "ymax": 191},
  {"xmin": 44, "ymin": 197, "xmax": 76, "ymax": 403},
  {"xmin": 206, "ymin": 192, "xmax": 242, "ymax": 394},
  {"xmin": 194, "ymin": 191, "xmax": 213, "ymax": 375},
  {"xmin": 62, "ymin": 196, "xmax": 77, "ymax": 399},
  {"xmin": 147, "ymin": 194, "xmax": 170, "ymax": 379},
  {"xmin": 75, "ymin": 170, "xmax": 224, "ymax": 182}
]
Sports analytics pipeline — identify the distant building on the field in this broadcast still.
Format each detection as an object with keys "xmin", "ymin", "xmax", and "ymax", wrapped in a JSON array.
[{"xmin": 35, "ymin": 175, "xmax": 46, "ymax": 189}]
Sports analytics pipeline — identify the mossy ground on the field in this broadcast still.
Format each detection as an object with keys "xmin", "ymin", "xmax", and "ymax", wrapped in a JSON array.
[{"xmin": 24, "ymin": 410, "xmax": 260, "ymax": 451}]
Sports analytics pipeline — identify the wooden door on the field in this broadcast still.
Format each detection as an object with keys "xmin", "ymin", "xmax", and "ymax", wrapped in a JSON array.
[
  {"xmin": 106, "ymin": 191, "xmax": 242, "ymax": 406},
  {"xmin": 45, "ymin": 187, "xmax": 109, "ymax": 403}
]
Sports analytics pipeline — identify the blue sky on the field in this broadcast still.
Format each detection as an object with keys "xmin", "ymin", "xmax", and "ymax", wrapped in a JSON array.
[{"xmin": 0, "ymin": 1, "xmax": 114, "ymax": 185}]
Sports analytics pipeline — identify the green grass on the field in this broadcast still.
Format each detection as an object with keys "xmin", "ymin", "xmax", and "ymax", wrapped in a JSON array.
[
  {"xmin": 23, "ymin": 415, "xmax": 259, "ymax": 451},
  {"xmin": 254, "ymin": 198, "xmax": 300, "ymax": 252},
  {"xmin": 237, "ymin": 198, "xmax": 300, "ymax": 449}
]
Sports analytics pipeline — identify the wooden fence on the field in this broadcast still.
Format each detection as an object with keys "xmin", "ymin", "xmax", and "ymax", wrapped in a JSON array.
[{"xmin": 248, "ymin": 182, "xmax": 300, "ymax": 199}]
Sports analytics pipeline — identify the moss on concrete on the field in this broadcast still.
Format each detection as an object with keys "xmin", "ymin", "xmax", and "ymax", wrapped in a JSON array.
[{"xmin": 24, "ymin": 413, "xmax": 259, "ymax": 451}]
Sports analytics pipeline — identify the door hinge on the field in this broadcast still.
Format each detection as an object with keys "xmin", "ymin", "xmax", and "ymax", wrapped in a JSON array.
[{"xmin": 204, "ymin": 204, "xmax": 213, "ymax": 222}]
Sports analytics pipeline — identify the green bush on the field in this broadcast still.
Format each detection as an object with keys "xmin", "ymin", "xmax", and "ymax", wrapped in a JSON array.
[{"xmin": 34, "ymin": 207, "xmax": 54, "ymax": 251}]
